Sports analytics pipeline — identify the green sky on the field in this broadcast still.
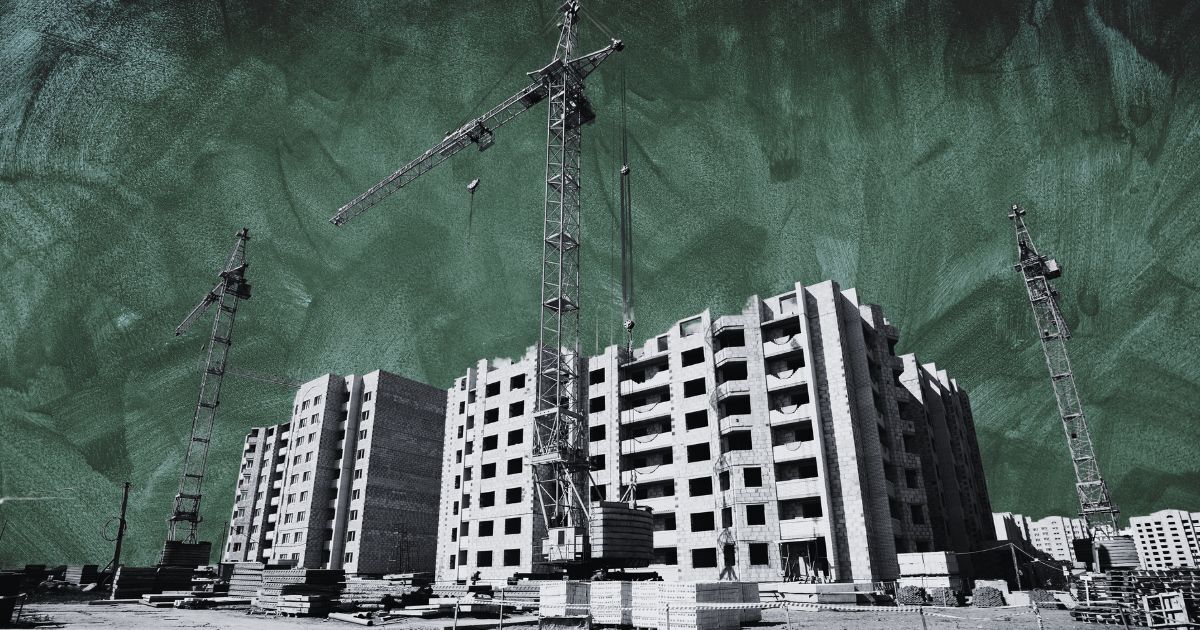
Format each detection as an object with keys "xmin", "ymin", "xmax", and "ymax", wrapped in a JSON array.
[{"xmin": 1, "ymin": 0, "xmax": 1198, "ymax": 566}]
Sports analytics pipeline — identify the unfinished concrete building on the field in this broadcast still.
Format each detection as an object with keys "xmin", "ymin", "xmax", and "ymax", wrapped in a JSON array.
[
  {"xmin": 435, "ymin": 280, "xmax": 994, "ymax": 583},
  {"xmin": 222, "ymin": 370, "xmax": 446, "ymax": 575}
]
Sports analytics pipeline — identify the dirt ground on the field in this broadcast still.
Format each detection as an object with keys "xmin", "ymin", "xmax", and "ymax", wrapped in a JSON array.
[{"xmin": 16, "ymin": 601, "xmax": 1083, "ymax": 629}]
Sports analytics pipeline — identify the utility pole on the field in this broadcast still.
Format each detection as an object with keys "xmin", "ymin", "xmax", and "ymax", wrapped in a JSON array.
[
  {"xmin": 1010, "ymin": 542, "xmax": 1022, "ymax": 591},
  {"xmin": 112, "ymin": 481, "xmax": 130, "ymax": 570}
]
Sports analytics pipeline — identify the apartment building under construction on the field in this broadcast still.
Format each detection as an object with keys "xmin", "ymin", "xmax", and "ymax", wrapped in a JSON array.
[
  {"xmin": 221, "ymin": 370, "xmax": 445, "ymax": 575},
  {"xmin": 435, "ymin": 279, "xmax": 994, "ymax": 583}
]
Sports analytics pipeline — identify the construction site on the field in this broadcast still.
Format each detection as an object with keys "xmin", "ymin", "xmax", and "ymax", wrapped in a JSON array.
[{"xmin": 2, "ymin": 2, "xmax": 1195, "ymax": 630}]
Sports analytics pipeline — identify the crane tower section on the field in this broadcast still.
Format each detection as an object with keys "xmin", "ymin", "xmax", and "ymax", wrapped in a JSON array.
[
  {"xmin": 1008, "ymin": 205, "xmax": 1118, "ymax": 536},
  {"xmin": 161, "ymin": 228, "xmax": 252, "ymax": 565}
]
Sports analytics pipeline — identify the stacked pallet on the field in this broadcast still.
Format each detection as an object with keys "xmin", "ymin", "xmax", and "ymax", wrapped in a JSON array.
[
  {"xmin": 64, "ymin": 565, "xmax": 99, "ymax": 585},
  {"xmin": 256, "ymin": 568, "xmax": 343, "ymax": 612},
  {"xmin": 110, "ymin": 567, "xmax": 159, "ymax": 599},
  {"xmin": 657, "ymin": 582, "xmax": 742, "ymax": 630},
  {"xmin": 630, "ymin": 581, "xmax": 662, "ymax": 628},
  {"xmin": 539, "ymin": 581, "xmax": 590, "ymax": 617},
  {"xmin": 278, "ymin": 594, "xmax": 332, "ymax": 617},
  {"xmin": 590, "ymin": 581, "xmax": 632, "ymax": 626},
  {"xmin": 227, "ymin": 563, "xmax": 265, "ymax": 599},
  {"xmin": 157, "ymin": 566, "xmax": 195, "ymax": 593}
]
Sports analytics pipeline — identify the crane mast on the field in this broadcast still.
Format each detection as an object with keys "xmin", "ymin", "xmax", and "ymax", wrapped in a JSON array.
[
  {"xmin": 162, "ymin": 228, "xmax": 252, "ymax": 560},
  {"xmin": 1008, "ymin": 205, "xmax": 1118, "ymax": 536},
  {"xmin": 328, "ymin": 2, "xmax": 627, "ymax": 567}
]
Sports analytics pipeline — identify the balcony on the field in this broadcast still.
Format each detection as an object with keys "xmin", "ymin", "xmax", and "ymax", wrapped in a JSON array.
[
  {"xmin": 776, "ymin": 478, "xmax": 822, "ymax": 500},
  {"xmin": 769, "ymin": 403, "xmax": 813, "ymax": 426},
  {"xmin": 621, "ymin": 462, "xmax": 675, "ymax": 484},
  {"xmin": 626, "ymin": 399, "xmax": 672, "ymax": 423},
  {"xmin": 619, "ymin": 368, "xmax": 671, "ymax": 396},
  {"xmin": 717, "ymin": 414, "xmax": 753, "ymax": 434},
  {"xmin": 779, "ymin": 517, "xmax": 823, "ymax": 541},
  {"xmin": 772, "ymin": 440, "xmax": 818, "ymax": 462},
  {"xmin": 620, "ymin": 431, "xmax": 671, "ymax": 454},
  {"xmin": 762, "ymin": 334, "xmax": 804, "ymax": 358},
  {"xmin": 715, "ymin": 379, "xmax": 749, "ymax": 401},
  {"xmin": 766, "ymin": 368, "xmax": 806, "ymax": 392},
  {"xmin": 713, "ymin": 345, "xmax": 748, "ymax": 366}
]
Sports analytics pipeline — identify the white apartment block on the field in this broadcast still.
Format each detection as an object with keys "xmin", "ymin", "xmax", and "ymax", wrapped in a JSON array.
[
  {"xmin": 222, "ymin": 370, "xmax": 446, "ymax": 575},
  {"xmin": 436, "ymin": 280, "xmax": 994, "ymax": 584},
  {"xmin": 1024, "ymin": 515, "xmax": 1089, "ymax": 563},
  {"xmin": 1128, "ymin": 509, "xmax": 1200, "ymax": 570}
]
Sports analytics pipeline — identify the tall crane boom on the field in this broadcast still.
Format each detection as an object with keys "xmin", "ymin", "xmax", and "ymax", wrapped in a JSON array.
[
  {"xmin": 162, "ymin": 228, "xmax": 252, "ymax": 559},
  {"xmin": 329, "ymin": 2, "xmax": 630, "ymax": 568},
  {"xmin": 1008, "ymin": 205, "xmax": 1119, "ymax": 536}
]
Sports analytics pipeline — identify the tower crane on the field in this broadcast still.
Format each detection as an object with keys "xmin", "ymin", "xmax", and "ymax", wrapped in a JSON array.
[
  {"xmin": 330, "ymin": 3, "xmax": 650, "ymax": 572},
  {"xmin": 160, "ymin": 228, "xmax": 252, "ymax": 565},
  {"xmin": 1008, "ymin": 205, "xmax": 1120, "ymax": 536}
]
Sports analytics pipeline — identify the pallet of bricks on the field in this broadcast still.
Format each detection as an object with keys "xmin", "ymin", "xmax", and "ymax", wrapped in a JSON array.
[
  {"xmin": 539, "ymin": 581, "xmax": 590, "ymax": 617},
  {"xmin": 257, "ymin": 568, "xmax": 343, "ymax": 617}
]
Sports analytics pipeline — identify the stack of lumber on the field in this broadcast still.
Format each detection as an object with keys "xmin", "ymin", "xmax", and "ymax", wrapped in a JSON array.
[
  {"xmin": 538, "ymin": 581, "xmax": 589, "ymax": 617},
  {"xmin": 590, "ymin": 581, "xmax": 632, "ymax": 626},
  {"xmin": 278, "ymin": 593, "xmax": 332, "ymax": 617},
  {"xmin": 64, "ymin": 565, "xmax": 99, "ymax": 585},
  {"xmin": 110, "ymin": 567, "xmax": 158, "ymax": 599},
  {"xmin": 1131, "ymin": 567, "xmax": 1200, "ymax": 621},
  {"xmin": 227, "ymin": 563, "xmax": 265, "ymax": 599},
  {"xmin": 589, "ymin": 503, "xmax": 654, "ymax": 566},
  {"xmin": 256, "ymin": 568, "xmax": 343, "ymax": 612}
]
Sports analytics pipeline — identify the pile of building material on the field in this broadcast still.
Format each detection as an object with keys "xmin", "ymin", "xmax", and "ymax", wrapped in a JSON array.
[
  {"xmin": 227, "ymin": 562, "xmax": 265, "ymax": 598},
  {"xmin": 897, "ymin": 552, "xmax": 962, "ymax": 592},
  {"xmin": 110, "ymin": 567, "xmax": 158, "ymax": 599},
  {"xmin": 256, "ymin": 568, "xmax": 343, "ymax": 613},
  {"xmin": 590, "ymin": 581, "xmax": 632, "ymax": 626},
  {"xmin": 538, "ymin": 581, "xmax": 754, "ymax": 630},
  {"xmin": 278, "ymin": 593, "xmax": 333, "ymax": 617},
  {"xmin": 160, "ymin": 541, "xmax": 212, "ymax": 568},
  {"xmin": 1073, "ymin": 568, "xmax": 1200, "ymax": 626},
  {"xmin": 539, "ymin": 581, "xmax": 590, "ymax": 617},
  {"xmin": 64, "ymin": 565, "xmax": 99, "ymax": 585},
  {"xmin": 337, "ymin": 577, "xmax": 430, "ymax": 609},
  {"xmin": 496, "ymin": 582, "xmax": 542, "ymax": 607}
]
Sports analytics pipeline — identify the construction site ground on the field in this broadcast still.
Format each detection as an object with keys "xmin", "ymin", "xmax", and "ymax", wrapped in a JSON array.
[{"xmin": 16, "ymin": 601, "xmax": 1082, "ymax": 629}]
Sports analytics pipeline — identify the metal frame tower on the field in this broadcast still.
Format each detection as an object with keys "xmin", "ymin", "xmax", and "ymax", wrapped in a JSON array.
[
  {"xmin": 328, "ymin": 2, "xmax": 623, "ymax": 565},
  {"xmin": 163, "ymin": 228, "xmax": 252, "ymax": 551},
  {"xmin": 1008, "ymin": 205, "xmax": 1118, "ymax": 535}
]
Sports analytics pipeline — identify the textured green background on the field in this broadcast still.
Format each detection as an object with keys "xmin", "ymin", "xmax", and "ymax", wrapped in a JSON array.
[{"xmin": 1, "ymin": 0, "xmax": 1198, "ymax": 567}]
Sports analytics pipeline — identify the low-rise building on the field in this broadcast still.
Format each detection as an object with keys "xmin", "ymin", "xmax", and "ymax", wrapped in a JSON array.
[{"xmin": 222, "ymin": 370, "xmax": 446, "ymax": 575}]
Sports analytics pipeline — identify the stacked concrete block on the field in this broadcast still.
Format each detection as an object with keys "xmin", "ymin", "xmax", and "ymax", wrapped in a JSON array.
[
  {"xmin": 538, "ymin": 581, "xmax": 590, "ymax": 616},
  {"xmin": 589, "ymin": 581, "xmax": 632, "ymax": 625},
  {"xmin": 438, "ymin": 279, "xmax": 994, "ymax": 584}
]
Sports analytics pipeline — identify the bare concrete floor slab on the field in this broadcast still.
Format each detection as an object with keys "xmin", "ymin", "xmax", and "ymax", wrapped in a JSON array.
[{"xmin": 19, "ymin": 602, "xmax": 1082, "ymax": 629}]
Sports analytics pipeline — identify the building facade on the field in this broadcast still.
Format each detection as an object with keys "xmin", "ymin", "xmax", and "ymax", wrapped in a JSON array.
[
  {"xmin": 996, "ymin": 514, "xmax": 1088, "ymax": 564},
  {"xmin": 222, "ymin": 370, "xmax": 446, "ymax": 575},
  {"xmin": 435, "ymin": 280, "xmax": 994, "ymax": 584},
  {"xmin": 1128, "ymin": 510, "xmax": 1200, "ymax": 570}
]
